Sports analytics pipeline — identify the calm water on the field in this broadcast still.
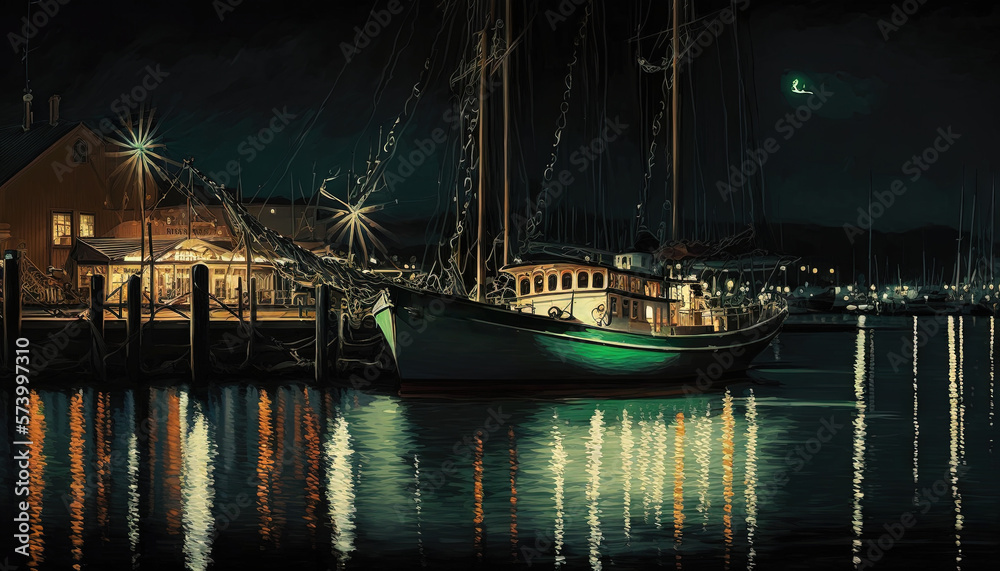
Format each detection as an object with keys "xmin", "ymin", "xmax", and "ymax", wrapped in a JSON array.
[{"xmin": 2, "ymin": 315, "xmax": 998, "ymax": 570}]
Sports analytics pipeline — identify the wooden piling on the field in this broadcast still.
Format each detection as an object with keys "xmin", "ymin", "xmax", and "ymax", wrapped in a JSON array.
[
  {"xmin": 315, "ymin": 284, "xmax": 329, "ymax": 383},
  {"xmin": 191, "ymin": 263, "xmax": 210, "ymax": 383},
  {"xmin": 246, "ymin": 276, "xmax": 257, "ymax": 360},
  {"xmin": 3, "ymin": 250, "xmax": 21, "ymax": 369},
  {"xmin": 127, "ymin": 274, "xmax": 141, "ymax": 380},
  {"xmin": 90, "ymin": 274, "xmax": 105, "ymax": 378},
  {"xmin": 90, "ymin": 274, "xmax": 105, "ymax": 338},
  {"xmin": 237, "ymin": 275, "xmax": 244, "ymax": 324}
]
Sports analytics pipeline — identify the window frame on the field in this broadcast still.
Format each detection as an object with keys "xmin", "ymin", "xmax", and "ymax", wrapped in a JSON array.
[
  {"xmin": 52, "ymin": 211, "xmax": 73, "ymax": 247},
  {"xmin": 78, "ymin": 212, "xmax": 96, "ymax": 238},
  {"xmin": 577, "ymin": 271, "xmax": 589, "ymax": 289}
]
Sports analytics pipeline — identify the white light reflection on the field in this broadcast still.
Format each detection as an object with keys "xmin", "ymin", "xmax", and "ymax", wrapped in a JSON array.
[
  {"xmin": 851, "ymin": 328, "xmax": 868, "ymax": 568},
  {"xmin": 125, "ymin": 391, "xmax": 139, "ymax": 560},
  {"xmin": 550, "ymin": 411, "xmax": 567, "ymax": 568},
  {"xmin": 673, "ymin": 411, "xmax": 686, "ymax": 569},
  {"xmin": 585, "ymin": 409, "xmax": 605, "ymax": 570},
  {"xmin": 745, "ymin": 391, "xmax": 758, "ymax": 570},
  {"xmin": 721, "ymin": 391, "xmax": 735, "ymax": 570},
  {"xmin": 620, "ymin": 409, "xmax": 634, "ymax": 545},
  {"xmin": 694, "ymin": 403, "xmax": 713, "ymax": 530},
  {"xmin": 181, "ymin": 401, "xmax": 217, "ymax": 571},
  {"xmin": 325, "ymin": 411, "xmax": 356, "ymax": 565},
  {"xmin": 652, "ymin": 412, "xmax": 668, "ymax": 531},
  {"xmin": 912, "ymin": 317, "xmax": 920, "ymax": 505},
  {"xmin": 949, "ymin": 317, "xmax": 964, "ymax": 568},
  {"xmin": 991, "ymin": 317, "xmax": 995, "ymax": 447}
]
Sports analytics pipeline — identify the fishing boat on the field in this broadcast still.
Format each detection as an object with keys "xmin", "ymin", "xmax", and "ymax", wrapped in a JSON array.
[{"xmin": 372, "ymin": 1, "xmax": 786, "ymax": 380}]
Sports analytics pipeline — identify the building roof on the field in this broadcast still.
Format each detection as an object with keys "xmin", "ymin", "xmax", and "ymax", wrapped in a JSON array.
[
  {"xmin": 0, "ymin": 121, "xmax": 81, "ymax": 187},
  {"xmin": 71, "ymin": 238, "xmax": 184, "ymax": 265}
]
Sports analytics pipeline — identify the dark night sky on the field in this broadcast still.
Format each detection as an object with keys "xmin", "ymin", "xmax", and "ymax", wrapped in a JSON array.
[{"xmin": 3, "ymin": 0, "xmax": 999, "ymax": 252}]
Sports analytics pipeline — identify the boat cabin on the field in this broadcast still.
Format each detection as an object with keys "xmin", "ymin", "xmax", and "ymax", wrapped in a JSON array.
[{"xmin": 504, "ymin": 255, "xmax": 722, "ymax": 335}]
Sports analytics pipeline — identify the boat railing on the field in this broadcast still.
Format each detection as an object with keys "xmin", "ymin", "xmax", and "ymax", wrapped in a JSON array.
[{"xmin": 692, "ymin": 298, "xmax": 786, "ymax": 331}]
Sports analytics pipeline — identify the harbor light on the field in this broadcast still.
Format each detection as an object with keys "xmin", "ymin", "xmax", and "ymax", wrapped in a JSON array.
[
  {"xmin": 726, "ymin": 279, "xmax": 734, "ymax": 290},
  {"xmin": 780, "ymin": 265, "xmax": 786, "ymax": 271},
  {"xmin": 944, "ymin": 284, "xmax": 949, "ymax": 290},
  {"xmin": 812, "ymin": 268, "xmax": 818, "ymax": 274},
  {"xmin": 800, "ymin": 265, "xmax": 806, "ymax": 272},
  {"xmin": 847, "ymin": 285, "xmax": 853, "ymax": 292},
  {"xmin": 991, "ymin": 284, "xmax": 995, "ymax": 290},
  {"xmin": 829, "ymin": 268, "xmax": 834, "ymax": 274},
  {"xmin": 784, "ymin": 286, "xmax": 790, "ymax": 293}
]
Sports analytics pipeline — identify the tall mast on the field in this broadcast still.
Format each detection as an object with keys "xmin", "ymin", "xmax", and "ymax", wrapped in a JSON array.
[
  {"xmin": 968, "ymin": 170, "xmax": 977, "ymax": 284},
  {"xmin": 502, "ymin": 0, "xmax": 511, "ymax": 267},
  {"xmin": 991, "ymin": 173, "xmax": 996, "ymax": 284},
  {"xmin": 956, "ymin": 168, "xmax": 965, "ymax": 286},
  {"xmin": 670, "ymin": 0, "xmax": 680, "ymax": 241},
  {"xmin": 476, "ymin": 2, "xmax": 493, "ymax": 302},
  {"xmin": 868, "ymin": 170, "xmax": 872, "ymax": 288}
]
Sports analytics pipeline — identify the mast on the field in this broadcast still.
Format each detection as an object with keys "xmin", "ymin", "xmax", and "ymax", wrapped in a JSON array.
[
  {"xmin": 955, "ymin": 168, "xmax": 965, "ymax": 286},
  {"xmin": 992, "ymin": 173, "xmax": 996, "ymax": 284},
  {"xmin": 502, "ymin": 0, "xmax": 511, "ymax": 267},
  {"xmin": 476, "ymin": 1, "xmax": 493, "ymax": 302},
  {"xmin": 868, "ymin": 170, "xmax": 872, "ymax": 288},
  {"xmin": 670, "ymin": 0, "xmax": 680, "ymax": 241},
  {"xmin": 967, "ymin": 170, "xmax": 977, "ymax": 285}
]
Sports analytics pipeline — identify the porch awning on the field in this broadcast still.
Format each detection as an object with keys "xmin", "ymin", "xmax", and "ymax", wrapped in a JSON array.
[{"xmin": 71, "ymin": 238, "xmax": 183, "ymax": 265}]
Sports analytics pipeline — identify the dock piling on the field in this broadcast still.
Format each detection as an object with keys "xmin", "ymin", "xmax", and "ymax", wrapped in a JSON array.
[
  {"xmin": 90, "ymin": 274, "xmax": 105, "ymax": 378},
  {"xmin": 127, "ymin": 274, "xmax": 141, "ymax": 380},
  {"xmin": 191, "ymin": 263, "xmax": 210, "ymax": 383},
  {"xmin": 315, "ymin": 284, "xmax": 329, "ymax": 383}
]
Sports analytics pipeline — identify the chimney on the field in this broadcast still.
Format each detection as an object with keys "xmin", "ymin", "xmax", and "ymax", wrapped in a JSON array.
[
  {"xmin": 22, "ymin": 92, "xmax": 33, "ymax": 132},
  {"xmin": 48, "ymin": 94, "xmax": 60, "ymax": 126}
]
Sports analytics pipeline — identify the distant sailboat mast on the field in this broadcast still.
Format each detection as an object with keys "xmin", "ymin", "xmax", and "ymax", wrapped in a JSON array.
[{"xmin": 671, "ymin": 0, "xmax": 681, "ymax": 241}]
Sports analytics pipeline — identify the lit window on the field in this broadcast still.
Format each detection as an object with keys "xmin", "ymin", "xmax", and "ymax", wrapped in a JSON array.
[
  {"xmin": 610, "ymin": 296, "xmax": 618, "ymax": 316},
  {"xmin": 593, "ymin": 272, "xmax": 604, "ymax": 289},
  {"xmin": 79, "ymin": 213, "xmax": 95, "ymax": 238},
  {"xmin": 520, "ymin": 278, "xmax": 529, "ymax": 295},
  {"xmin": 577, "ymin": 271, "xmax": 589, "ymax": 289},
  {"xmin": 53, "ymin": 212, "xmax": 72, "ymax": 246},
  {"xmin": 631, "ymin": 300, "xmax": 638, "ymax": 319},
  {"xmin": 533, "ymin": 274, "xmax": 544, "ymax": 293},
  {"xmin": 562, "ymin": 272, "xmax": 572, "ymax": 290}
]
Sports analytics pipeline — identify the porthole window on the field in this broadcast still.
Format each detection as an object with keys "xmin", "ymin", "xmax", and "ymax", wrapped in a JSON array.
[
  {"xmin": 534, "ymin": 274, "xmax": 544, "ymax": 293},
  {"xmin": 578, "ymin": 271, "xmax": 589, "ymax": 289}
]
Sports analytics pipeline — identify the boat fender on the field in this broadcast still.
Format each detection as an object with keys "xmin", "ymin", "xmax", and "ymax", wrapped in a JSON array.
[{"xmin": 548, "ymin": 306, "xmax": 562, "ymax": 319}]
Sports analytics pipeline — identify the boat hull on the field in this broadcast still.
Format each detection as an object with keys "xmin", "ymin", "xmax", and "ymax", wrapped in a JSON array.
[{"xmin": 374, "ymin": 285, "xmax": 786, "ymax": 380}]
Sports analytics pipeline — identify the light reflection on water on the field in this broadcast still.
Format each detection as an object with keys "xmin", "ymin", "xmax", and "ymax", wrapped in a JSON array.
[{"xmin": 3, "ymin": 317, "xmax": 998, "ymax": 570}]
